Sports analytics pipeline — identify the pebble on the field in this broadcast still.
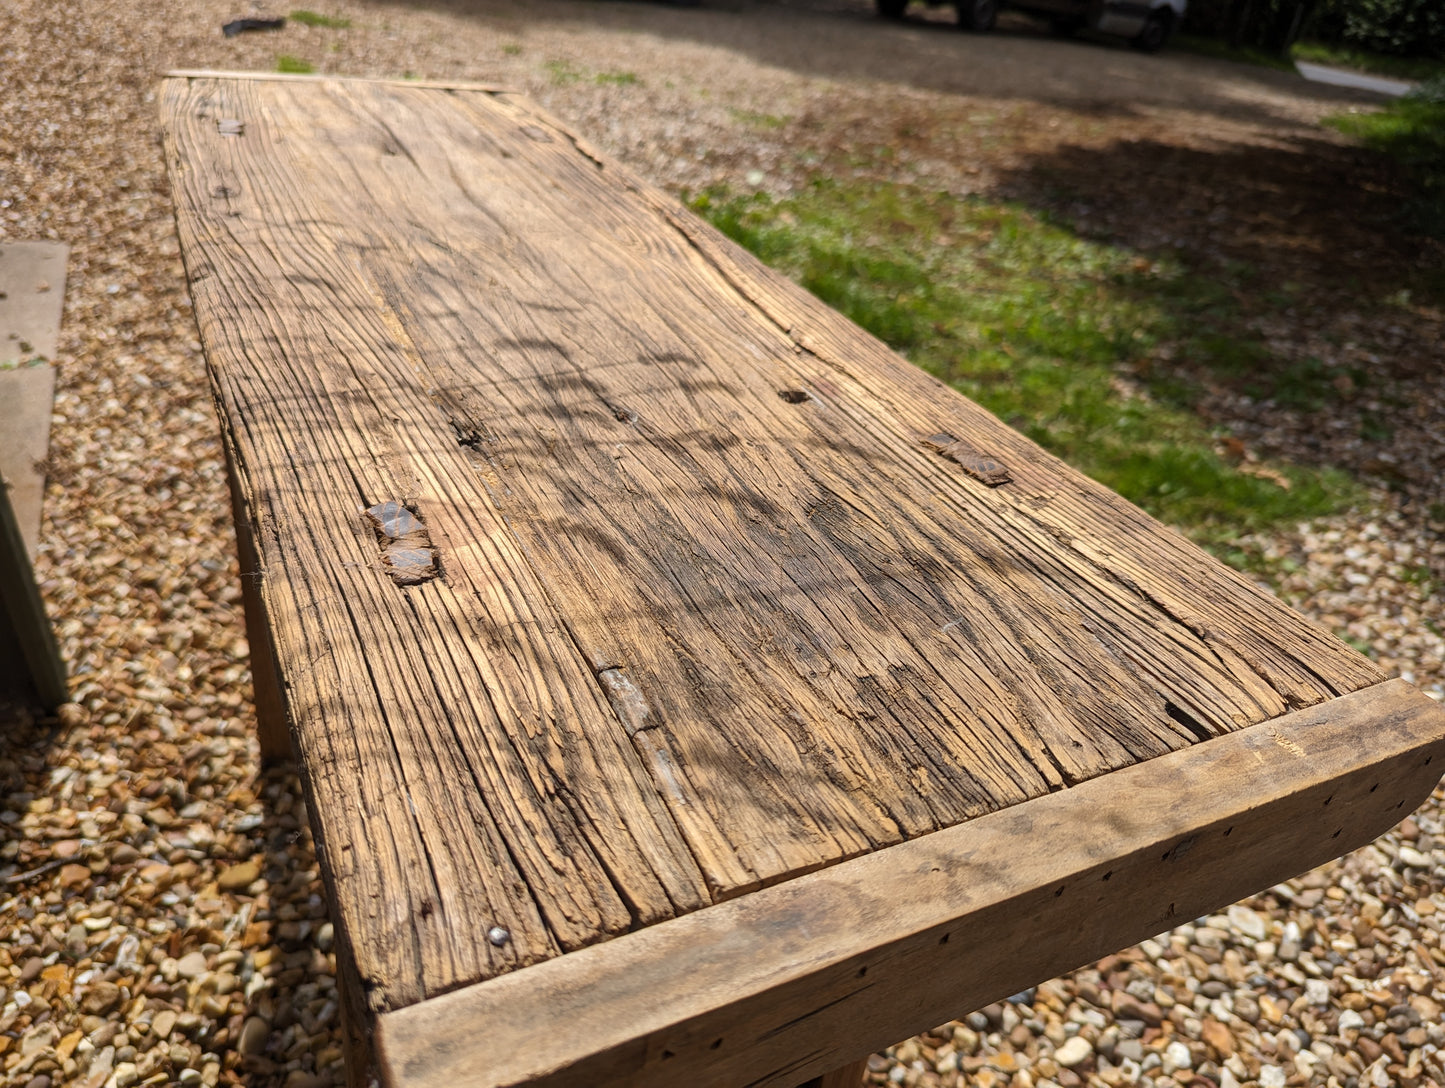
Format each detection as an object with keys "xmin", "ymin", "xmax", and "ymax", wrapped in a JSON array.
[
  {"xmin": 150, "ymin": 1010, "xmax": 178, "ymax": 1040},
  {"xmin": 1226, "ymin": 904, "xmax": 1267, "ymax": 941},
  {"xmin": 1200, "ymin": 1018, "xmax": 1235, "ymax": 1056},
  {"xmin": 78, "ymin": 982, "xmax": 121, "ymax": 1016},
  {"xmin": 1053, "ymin": 1037, "xmax": 1093, "ymax": 1068},
  {"xmin": 174, "ymin": 952, "xmax": 209, "ymax": 980},
  {"xmin": 1398, "ymin": 845, "xmax": 1432, "ymax": 868},
  {"xmin": 238, "ymin": 1016, "xmax": 271, "ymax": 1057},
  {"xmin": 1163, "ymin": 1039, "xmax": 1192, "ymax": 1071},
  {"xmin": 110, "ymin": 843, "xmax": 140, "ymax": 865},
  {"xmin": 218, "ymin": 858, "xmax": 263, "ymax": 891}
]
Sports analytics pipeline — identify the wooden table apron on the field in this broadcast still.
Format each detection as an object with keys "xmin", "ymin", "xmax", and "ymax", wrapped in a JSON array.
[{"xmin": 158, "ymin": 72, "xmax": 1445, "ymax": 1088}]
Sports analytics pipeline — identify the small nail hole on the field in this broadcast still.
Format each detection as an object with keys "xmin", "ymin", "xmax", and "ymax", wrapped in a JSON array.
[
  {"xmin": 710, "ymin": 1039, "xmax": 723, "ymax": 1051},
  {"xmin": 857, "ymin": 965, "xmax": 868, "ymax": 978},
  {"xmin": 939, "ymin": 932, "xmax": 950, "ymax": 945},
  {"xmin": 778, "ymin": 390, "xmax": 809, "ymax": 404},
  {"xmin": 1101, "ymin": 870, "xmax": 1113, "ymax": 881}
]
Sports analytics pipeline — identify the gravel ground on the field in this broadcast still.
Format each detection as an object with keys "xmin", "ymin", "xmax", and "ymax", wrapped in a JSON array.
[{"xmin": 1, "ymin": 1, "xmax": 1442, "ymax": 1086}]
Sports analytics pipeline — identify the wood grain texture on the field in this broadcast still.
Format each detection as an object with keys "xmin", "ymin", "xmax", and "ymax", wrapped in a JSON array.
[
  {"xmin": 375, "ymin": 680, "xmax": 1445, "ymax": 1088},
  {"xmin": 798, "ymin": 1058, "xmax": 868, "ymax": 1088},
  {"xmin": 159, "ymin": 73, "xmax": 1389, "ymax": 1014},
  {"xmin": 165, "ymin": 69, "xmax": 515, "ymax": 93}
]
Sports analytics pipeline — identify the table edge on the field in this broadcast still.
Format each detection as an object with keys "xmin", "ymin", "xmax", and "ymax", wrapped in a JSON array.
[
  {"xmin": 163, "ymin": 69, "xmax": 517, "ymax": 93},
  {"xmin": 373, "ymin": 678, "xmax": 1445, "ymax": 1088}
]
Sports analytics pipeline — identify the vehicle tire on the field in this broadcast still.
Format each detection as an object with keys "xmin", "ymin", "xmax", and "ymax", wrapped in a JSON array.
[
  {"xmin": 1131, "ymin": 9, "xmax": 1173, "ymax": 51},
  {"xmin": 877, "ymin": 0, "xmax": 909, "ymax": 18},
  {"xmin": 957, "ymin": 0, "xmax": 998, "ymax": 31}
]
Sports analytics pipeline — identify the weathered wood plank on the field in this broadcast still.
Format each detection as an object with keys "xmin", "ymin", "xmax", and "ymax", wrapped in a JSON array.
[
  {"xmin": 165, "ymin": 68, "xmax": 513, "ymax": 93},
  {"xmin": 375, "ymin": 680, "xmax": 1445, "ymax": 1088},
  {"xmin": 160, "ymin": 72, "xmax": 1390, "ymax": 1015},
  {"xmin": 797, "ymin": 1059, "xmax": 869, "ymax": 1088}
]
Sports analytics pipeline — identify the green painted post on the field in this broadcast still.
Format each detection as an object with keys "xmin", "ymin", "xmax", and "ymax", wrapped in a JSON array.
[{"xmin": 0, "ymin": 476, "xmax": 67, "ymax": 709}]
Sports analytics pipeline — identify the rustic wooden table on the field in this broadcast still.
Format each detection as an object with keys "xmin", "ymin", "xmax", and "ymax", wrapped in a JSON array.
[{"xmin": 159, "ymin": 72, "xmax": 1445, "ymax": 1088}]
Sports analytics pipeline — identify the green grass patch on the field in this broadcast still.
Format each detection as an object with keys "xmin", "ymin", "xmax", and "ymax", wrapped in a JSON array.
[
  {"xmin": 1214, "ymin": 353, "xmax": 1365, "ymax": 413},
  {"xmin": 1174, "ymin": 34, "xmax": 1296, "ymax": 71},
  {"xmin": 691, "ymin": 181, "xmax": 1362, "ymax": 550},
  {"xmin": 1327, "ymin": 80, "xmax": 1445, "ymax": 237},
  {"xmin": 1292, "ymin": 40, "xmax": 1445, "ymax": 82},
  {"xmin": 289, "ymin": 9, "xmax": 351, "ymax": 28},
  {"xmin": 545, "ymin": 60, "xmax": 583, "ymax": 85},
  {"xmin": 595, "ymin": 70, "xmax": 641, "ymax": 86},
  {"xmin": 275, "ymin": 55, "xmax": 316, "ymax": 74},
  {"xmin": 729, "ymin": 108, "xmax": 790, "ymax": 130}
]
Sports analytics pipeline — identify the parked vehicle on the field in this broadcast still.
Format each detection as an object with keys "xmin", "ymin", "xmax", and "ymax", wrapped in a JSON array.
[{"xmin": 876, "ymin": 0, "xmax": 1185, "ymax": 51}]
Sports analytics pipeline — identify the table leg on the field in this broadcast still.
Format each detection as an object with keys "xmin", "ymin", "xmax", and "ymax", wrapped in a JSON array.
[
  {"xmin": 225, "ymin": 462, "xmax": 291, "ymax": 764},
  {"xmin": 330, "ymin": 936, "xmax": 376, "ymax": 1088},
  {"xmin": 795, "ymin": 1056, "xmax": 870, "ymax": 1088}
]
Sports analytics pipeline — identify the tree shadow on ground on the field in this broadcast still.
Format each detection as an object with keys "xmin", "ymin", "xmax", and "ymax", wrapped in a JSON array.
[
  {"xmin": 995, "ymin": 130, "xmax": 1442, "ymax": 311},
  {"xmin": 989, "ymin": 129, "xmax": 1445, "ymax": 506},
  {"xmin": 351, "ymin": 0, "xmax": 1385, "ymax": 130}
]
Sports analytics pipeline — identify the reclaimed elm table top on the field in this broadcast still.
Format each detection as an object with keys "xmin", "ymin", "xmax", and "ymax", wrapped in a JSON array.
[{"xmin": 158, "ymin": 72, "xmax": 1445, "ymax": 1088}]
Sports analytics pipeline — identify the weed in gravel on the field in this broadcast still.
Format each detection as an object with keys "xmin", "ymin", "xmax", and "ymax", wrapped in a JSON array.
[
  {"xmin": 289, "ymin": 9, "xmax": 351, "ymax": 29},
  {"xmin": 275, "ymin": 54, "xmax": 315, "ymax": 73},
  {"xmin": 545, "ymin": 59, "xmax": 582, "ymax": 85},
  {"xmin": 692, "ymin": 180, "xmax": 1362, "ymax": 550},
  {"xmin": 729, "ymin": 108, "xmax": 790, "ymax": 130}
]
